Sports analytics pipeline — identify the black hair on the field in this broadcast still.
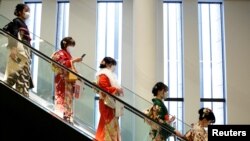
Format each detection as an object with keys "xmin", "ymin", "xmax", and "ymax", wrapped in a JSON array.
[
  {"xmin": 14, "ymin": 3, "xmax": 28, "ymax": 16},
  {"xmin": 152, "ymin": 82, "xmax": 168, "ymax": 96},
  {"xmin": 198, "ymin": 107, "xmax": 216, "ymax": 123},
  {"xmin": 60, "ymin": 37, "xmax": 75, "ymax": 49},
  {"xmin": 99, "ymin": 57, "xmax": 117, "ymax": 68}
]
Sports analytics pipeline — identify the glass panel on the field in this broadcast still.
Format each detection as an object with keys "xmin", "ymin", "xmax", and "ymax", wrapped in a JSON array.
[
  {"xmin": 165, "ymin": 101, "xmax": 185, "ymax": 135},
  {"xmin": 26, "ymin": 3, "xmax": 45, "ymax": 99},
  {"xmin": 0, "ymin": 15, "xmax": 190, "ymax": 140},
  {"xmin": 0, "ymin": 15, "xmax": 56, "ymax": 104}
]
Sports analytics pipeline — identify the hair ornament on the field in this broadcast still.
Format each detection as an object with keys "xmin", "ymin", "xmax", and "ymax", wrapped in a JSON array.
[{"xmin": 202, "ymin": 108, "xmax": 211, "ymax": 118}]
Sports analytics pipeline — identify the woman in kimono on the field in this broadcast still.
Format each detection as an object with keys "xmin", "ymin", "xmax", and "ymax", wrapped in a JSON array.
[
  {"xmin": 4, "ymin": 3, "xmax": 33, "ymax": 97},
  {"xmin": 145, "ymin": 82, "xmax": 183, "ymax": 141},
  {"xmin": 51, "ymin": 37, "xmax": 82, "ymax": 123},
  {"xmin": 183, "ymin": 108, "xmax": 215, "ymax": 141},
  {"xmin": 95, "ymin": 57, "xmax": 124, "ymax": 141}
]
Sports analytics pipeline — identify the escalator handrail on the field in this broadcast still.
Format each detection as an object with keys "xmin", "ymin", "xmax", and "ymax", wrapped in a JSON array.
[{"xmin": 0, "ymin": 28, "xmax": 188, "ymax": 141}]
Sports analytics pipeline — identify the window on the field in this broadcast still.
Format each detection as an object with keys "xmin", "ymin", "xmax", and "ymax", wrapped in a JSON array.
[
  {"xmin": 198, "ymin": 2, "xmax": 226, "ymax": 124},
  {"xmin": 163, "ymin": 1, "xmax": 184, "ymax": 134},
  {"xmin": 55, "ymin": 1, "xmax": 69, "ymax": 50},
  {"xmin": 95, "ymin": 1, "xmax": 123, "ymax": 128},
  {"xmin": 96, "ymin": 1, "xmax": 122, "ymax": 80},
  {"xmin": 25, "ymin": 2, "xmax": 42, "ymax": 93}
]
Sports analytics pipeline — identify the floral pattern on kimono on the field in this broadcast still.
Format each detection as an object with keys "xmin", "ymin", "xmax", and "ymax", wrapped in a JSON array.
[
  {"xmin": 51, "ymin": 49, "xmax": 75, "ymax": 122},
  {"xmin": 145, "ymin": 98, "xmax": 175, "ymax": 141},
  {"xmin": 184, "ymin": 123, "xmax": 208, "ymax": 141}
]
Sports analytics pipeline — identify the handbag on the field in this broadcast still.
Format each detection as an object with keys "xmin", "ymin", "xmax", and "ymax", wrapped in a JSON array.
[
  {"xmin": 115, "ymin": 101, "xmax": 124, "ymax": 117},
  {"xmin": 74, "ymin": 80, "xmax": 84, "ymax": 99},
  {"xmin": 104, "ymin": 95, "xmax": 125, "ymax": 117},
  {"xmin": 96, "ymin": 76, "xmax": 116, "ymax": 109},
  {"xmin": 104, "ymin": 95, "xmax": 116, "ymax": 109},
  {"xmin": 68, "ymin": 71, "xmax": 77, "ymax": 82},
  {"xmin": 4, "ymin": 32, "xmax": 29, "ymax": 78},
  {"xmin": 68, "ymin": 62, "xmax": 78, "ymax": 82}
]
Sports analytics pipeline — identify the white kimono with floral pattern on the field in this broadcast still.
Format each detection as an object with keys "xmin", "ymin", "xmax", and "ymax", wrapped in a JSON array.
[{"xmin": 184, "ymin": 123, "xmax": 208, "ymax": 141}]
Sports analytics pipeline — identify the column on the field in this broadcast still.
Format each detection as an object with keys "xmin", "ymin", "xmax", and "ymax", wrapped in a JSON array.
[{"xmin": 133, "ymin": 0, "xmax": 157, "ymax": 101}]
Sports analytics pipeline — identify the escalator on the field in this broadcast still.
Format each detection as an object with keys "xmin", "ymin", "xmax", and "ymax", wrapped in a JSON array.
[
  {"xmin": 0, "ymin": 14, "xmax": 190, "ymax": 141},
  {"xmin": 0, "ymin": 81, "xmax": 93, "ymax": 141}
]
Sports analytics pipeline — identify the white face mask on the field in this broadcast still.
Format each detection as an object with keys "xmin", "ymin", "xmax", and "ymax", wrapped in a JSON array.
[
  {"xmin": 66, "ymin": 46, "xmax": 74, "ymax": 53},
  {"xmin": 110, "ymin": 65, "xmax": 116, "ymax": 72},
  {"xmin": 24, "ymin": 12, "xmax": 30, "ymax": 19},
  {"xmin": 163, "ymin": 90, "xmax": 168, "ymax": 99}
]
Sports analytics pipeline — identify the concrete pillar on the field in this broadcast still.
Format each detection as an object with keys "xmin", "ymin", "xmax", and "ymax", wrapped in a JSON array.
[
  {"xmin": 69, "ymin": 0, "xmax": 97, "ymax": 68},
  {"xmin": 183, "ymin": 0, "xmax": 200, "ymax": 126},
  {"xmin": 133, "ymin": 0, "xmax": 157, "ymax": 102}
]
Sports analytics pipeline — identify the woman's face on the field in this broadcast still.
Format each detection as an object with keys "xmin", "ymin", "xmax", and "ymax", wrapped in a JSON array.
[
  {"xmin": 158, "ymin": 89, "xmax": 167, "ymax": 99},
  {"xmin": 106, "ymin": 64, "xmax": 116, "ymax": 72},
  {"xmin": 66, "ymin": 45, "xmax": 74, "ymax": 53},
  {"xmin": 20, "ymin": 6, "xmax": 30, "ymax": 20}
]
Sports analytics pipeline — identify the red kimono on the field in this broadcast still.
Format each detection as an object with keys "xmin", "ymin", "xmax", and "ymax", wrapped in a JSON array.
[
  {"xmin": 51, "ymin": 49, "xmax": 75, "ymax": 122},
  {"xmin": 95, "ymin": 69, "xmax": 121, "ymax": 141}
]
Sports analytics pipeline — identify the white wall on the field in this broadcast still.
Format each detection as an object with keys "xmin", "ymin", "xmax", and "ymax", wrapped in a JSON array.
[
  {"xmin": 1, "ymin": 0, "xmax": 250, "ymax": 125},
  {"xmin": 224, "ymin": 0, "xmax": 250, "ymax": 124},
  {"xmin": 133, "ymin": 0, "xmax": 157, "ymax": 101},
  {"xmin": 0, "ymin": 0, "xmax": 22, "ymax": 19},
  {"xmin": 69, "ymin": 0, "xmax": 97, "ymax": 68},
  {"xmin": 0, "ymin": 0, "xmax": 97, "ymax": 68},
  {"xmin": 40, "ymin": 0, "xmax": 57, "ymax": 44}
]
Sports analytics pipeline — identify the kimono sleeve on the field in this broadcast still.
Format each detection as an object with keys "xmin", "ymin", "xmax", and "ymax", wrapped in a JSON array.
[{"xmin": 98, "ymin": 74, "xmax": 117, "ymax": 95}]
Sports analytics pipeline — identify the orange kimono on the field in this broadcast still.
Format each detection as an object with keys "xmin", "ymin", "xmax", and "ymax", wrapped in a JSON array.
[{"xmin": 95, "ymin": 72, "xmax": 121, "ymax": 141}]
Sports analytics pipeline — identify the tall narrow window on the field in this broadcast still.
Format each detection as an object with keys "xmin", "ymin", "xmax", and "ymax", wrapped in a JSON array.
[
  {"xmin": 25, "ymin": 2, "xmax": 42, "ymax": 93},
  {"xmin": 95, "ymin": 0, "xmax": 123, "ymax": 128},
  {"xmin": 56, "ymin": 1, "xmax": 69, "ymax": 50},
  {"xmin": 96, "ymin": 1, "xmax": 122, "ymax": 80},
  {"xmin": 198, "ymin": 2, "xmax": 226, "ymax": 124},
  {"xmin": 163, "ymin": 1, "xmax": 184, "ymax": 134}
]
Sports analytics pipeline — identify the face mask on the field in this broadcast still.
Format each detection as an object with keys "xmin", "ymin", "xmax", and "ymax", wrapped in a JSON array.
[
  {"xmin": 110, "ymin": 65, "xmax": 116, "ymax": 72},
  {"xmin": 163, "ymin": 91, "xmax": 168, "ymax": 99},
  {"xmin": 24, "ymin": 12, "xmax": 30, "ymax": 19},
  {"xmin": 66, "ymin": 46, "xmax": 74, "ymax": 53},
  {"xmin": 68, "ymin": 45, "xmax": 74, "ymax": 48}
]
